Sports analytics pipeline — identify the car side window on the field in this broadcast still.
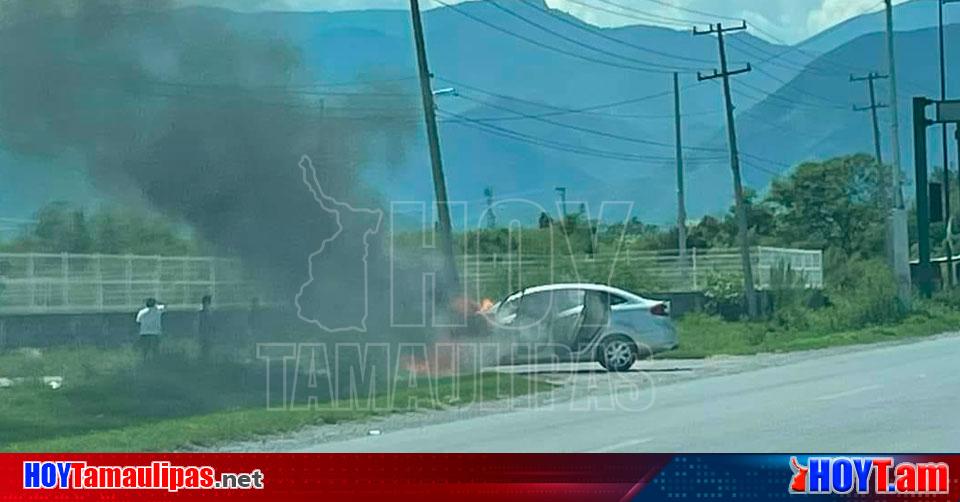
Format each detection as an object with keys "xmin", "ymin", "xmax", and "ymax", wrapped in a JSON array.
[
  {"xmin": 608, "ymin": 294, "xmax": 629, "ymax": 306},
  {"xmin": 553, "ymin": 289, "xmax": 585, "ymax": 314},
  {"xmin": 519, "ymin": 290, "xmax": 584, "ymax": 317},
  {"xmin": 518, "ymin": 291, "xmax": 552, "ymax": 320}
]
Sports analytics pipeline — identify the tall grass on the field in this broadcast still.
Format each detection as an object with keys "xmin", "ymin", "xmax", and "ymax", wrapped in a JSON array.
[{"xmin": 669, "ymin": 259, "xmax": 938, "ymax": 358}]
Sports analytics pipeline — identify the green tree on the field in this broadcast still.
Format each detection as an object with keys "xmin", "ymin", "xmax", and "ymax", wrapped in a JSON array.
[
  {"xmin": 685, "ymin": 189, "xmax": 774, "ymax": 250},
  {"xmin": 765, "ymin": 154, "xmax": 887, "ymax": 258},
  {"xmin": 31, "ymin": 202, "xmax": 93, "ymax": 253},
  {"xmin": 4, "ymin": 202, "xmax": 199, "ymax": 255}
]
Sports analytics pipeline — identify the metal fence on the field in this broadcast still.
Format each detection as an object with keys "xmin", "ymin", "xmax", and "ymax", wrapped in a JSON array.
[
  {"xmin": 0, "ymin": 247, "xmax": 823, "ymax": 314},
  {"xmin": 0, "ymin": 253, "xmax": 256, "ymax": 314},
  {"xmin": 458, "ymin": 246, "xmax": 823, "ymax": 298}
]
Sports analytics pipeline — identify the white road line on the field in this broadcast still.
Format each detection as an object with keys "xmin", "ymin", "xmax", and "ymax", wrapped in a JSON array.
[
  {"xmin": 588, "ymin": 437, "xmax": 654, "ymax": 453},
  {"xmin": 814, "ymin": 384, "xmax": 883, "ymax": 402}
]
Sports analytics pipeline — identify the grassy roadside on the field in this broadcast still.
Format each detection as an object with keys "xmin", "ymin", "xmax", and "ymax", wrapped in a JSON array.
[
  {"xmin": 3, "ymin": 372, "xmax": 548, "ymax": 452},
  {"xmin": 0, "ymin": 343, "xmax": 552, "ymax": 452},
  {"xmin": 666, "ymin": 301, "xmax": 960, "ymax": 359}
]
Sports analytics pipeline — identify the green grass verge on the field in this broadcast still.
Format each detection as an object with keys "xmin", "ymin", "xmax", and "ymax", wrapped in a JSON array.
[
  {"xmin": 0, "ymin": 342, "xmax": 552, "ymax": 452},
  {"xmin": 666, "ymin": 302, "xmax": 960, "ymax": 359}
]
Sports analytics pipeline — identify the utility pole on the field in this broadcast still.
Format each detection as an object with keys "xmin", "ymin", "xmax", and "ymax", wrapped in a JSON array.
[
  {"xmin": 939, "ymin": 0, "xmax": 958, "ymax": 285},
  {"xmin": 483, "ymin": 187, "xmax": 496, "ymax": 229},
  {"xmin": 884, "ymin": 0, "xmax": 913, "ymax": 306},
  {"xmin": 913, "ymin": 97, "xmax": 934, "ymax": 297},
  {"xmin": 851, "ymin": 73, "xmax": 888, "ymax": 167},
  {"xmin": 409, "ymin": 0, "xmax": 458, "ymax": 288},
  {"xmin": 955, "ymin": 125, "xmax": 960, "ymax": 285},
  {"xmin": 694, "ymin": 21, "xmax": 758, "ymax": 319},
  {"xmin": 673, "ymin": 72, "xmax": 688, "ymax": 260},
  {"xmin": 555, "ymin": 187, "xmax": 568, "ymax": 220}
]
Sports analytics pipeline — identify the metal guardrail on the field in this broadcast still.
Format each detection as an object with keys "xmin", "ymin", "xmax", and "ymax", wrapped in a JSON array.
[
  {"xmin": 0, "ymin": 253, "xmax": 256, "ymax": 314},
  {"xmin": 457, "ymin": 246, "xmax": 823, "ymax": 296}
]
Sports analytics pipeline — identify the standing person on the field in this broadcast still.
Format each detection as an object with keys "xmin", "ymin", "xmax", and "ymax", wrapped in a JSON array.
[
  {"xmin": 197, "ymin": 295, "xmax": 214, "ymax": 362},
  {"xmin": 136, "ymin": 298, "xmax": 165, "ymax": 362}
]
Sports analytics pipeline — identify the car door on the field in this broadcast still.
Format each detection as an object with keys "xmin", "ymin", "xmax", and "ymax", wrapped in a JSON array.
[
  {"xmin": 511, "ymin": 290, "xmax": 553, "ymax": 347},
  {"xmin": 546, "ymin": 289, "xmax": 585, "ymax": 350},
  {"xmin": 571, "ymin": 290, "xmax": 612, "ymax": 351},
  {"xmin": 495, "ymin": 289, "xmax": 583, "ymax": 361}
]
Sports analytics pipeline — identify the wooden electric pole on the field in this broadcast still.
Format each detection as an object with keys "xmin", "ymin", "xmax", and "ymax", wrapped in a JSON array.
[
  {"xmin": 409, "ymin": 0, "xmax": 458, "ymax": 288},
  {"xmin": 673, "ymin": 73, "xmax": 688, "ymax": 260},
  {"xmin": 884, "ymin": 0, "xmax": 913, "ymax": 306},
  {"xmin": 694, "ymin": 21, "xmax": 758, "ymax": 319},
  {"xmin": 939, "ymin": 0, "xmax": 954, "ymax": 287},
  {"xmin": 851, "ymin": 73, "xmax": 889, "ymax": 167}
]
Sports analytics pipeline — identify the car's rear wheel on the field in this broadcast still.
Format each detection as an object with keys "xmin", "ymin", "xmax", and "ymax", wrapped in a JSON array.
[{"xmin": 598, "ymin": 336, "xmax": 637, "ymax": 372}]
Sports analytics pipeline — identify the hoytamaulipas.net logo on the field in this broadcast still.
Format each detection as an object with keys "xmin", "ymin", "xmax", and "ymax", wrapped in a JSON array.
[
  {"xmin": 789, "ymin": 456, "xmax": 949, "ymax": 495},
  {"xmin": 24, "ymin": 461, "xmax": 264, "ymax": 492}
]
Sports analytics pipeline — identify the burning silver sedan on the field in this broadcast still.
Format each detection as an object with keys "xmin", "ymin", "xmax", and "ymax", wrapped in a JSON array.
[{"xmin": 481, "ymin": 283, "xmax": 678, "ymax": 372}]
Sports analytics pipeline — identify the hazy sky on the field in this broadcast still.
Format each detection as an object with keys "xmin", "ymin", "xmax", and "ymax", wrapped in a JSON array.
[{"xmin": 198, "ymin": 0, "xmax": 912, "ymax": 44}]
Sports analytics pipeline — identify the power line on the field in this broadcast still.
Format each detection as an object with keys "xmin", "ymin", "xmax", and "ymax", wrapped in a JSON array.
[
  {"xmin": 130, "ymin": 88, "xmax": 427, "ymax": 122},
  {"xmin": 143, "ymin": 79, "xmax": 414, "ymax": 97},
  {"xmin": 740, "ymin": 0, "xmax": 915, "ymax": 85},
  {"xmin": 609, "ymin": 0, "xmax": 890, "ymax": 80},
  {"xmin": 483, "ymin": 0, "xmax": 700, "ymax": 72},
  {"xmin": 513, "ymin": 0, "xmax": 715, "ymax": 66},
  {"xmin": 548, "ymin": 1, "xmax": 810, "ymax": 77},
  {"xmin": 741, "ymin": 158, "xmax": 784, "ymax": 178},
  {"xmin": 591, "ymin": 0, "xmax": 721, "ymax": 26},
  {"xmin": 436, "ymin": 75, "xmax": 720, "ymax": 120},
  {"xmin": 739, "ymin": 150, "xmax": 790, "ymax": 169},
  {"xmin": 725, "ymin": 36, "xmax": 839, "ymax": 77},
  {"xmin": 432, "ymin": 0, "xmax": 686, "ymax": 74},
  {"xmin": 733, "ymin": 78, "xmax": 849, "ymax": 111},
  {"xmin": 442, "ymin": 77, "xmax": 790, "ymax": 169},
  {"xmin": 749, "ymin": 64, "xmax": 850, "ymax": 108},
  {"xmin": 559, "ymin": 0, "xmax": 698, "ymax": 28},
  {"xmin": 451, "ymin": 94, "xmax": 720, "ymax": 122},
  {"xmin": 453, "ymin": 91, "xmax": 726, "ymax": 153},
  {"xmin": 700, "ymin": 79, "xmax": 841, "ymax": 152},
  {"xmin": 437, "ymin": 78, "xmax": 728, "ymax": 153},
  {"xmin": 298, "ymin": 76, "xmax": 418, "ymax": 88},
  {"xmin": 439, "ymin": 75, "xmax": 670, "ymax": 106},
  {"xmin": 442, "ymin": 107, "xmax": 791, "ymax": 182},
  {"xmin": 633, "ymin": 0, "xmax": 742, "ymax": 23},
  {"xmin": 572, "ymin": 0, "xmax": 918, "ymax": 93},
  {"xmin": 438, "ymin": 108, "xmax": 723, "ymax": 163},
  {"xmin": 748, "ymin": 0, "xmax": 884, "ymax": 46},
  {"xmin": 555, "ymin": 0, "xmax": 856, "ymax": 112}
]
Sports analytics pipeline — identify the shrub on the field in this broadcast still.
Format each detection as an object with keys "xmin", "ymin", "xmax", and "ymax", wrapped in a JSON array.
[
  {"xmin": 703, "ymin": 270, "xmax": 744, "ymax": 321},
  {"xmin": 819, "ymin": 259, "xmax": 906, "ymax": 331}
]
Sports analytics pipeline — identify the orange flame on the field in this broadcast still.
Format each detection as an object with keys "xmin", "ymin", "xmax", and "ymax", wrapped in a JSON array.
[{"xmin": 479, "ymin": 298, "xmax": 495, "ymax": 313}]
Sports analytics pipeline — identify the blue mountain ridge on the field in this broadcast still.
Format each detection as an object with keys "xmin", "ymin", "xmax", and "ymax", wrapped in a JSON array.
[{"xmin": 1, "ymin": 0, "xmax": 956, "ymax": 227}]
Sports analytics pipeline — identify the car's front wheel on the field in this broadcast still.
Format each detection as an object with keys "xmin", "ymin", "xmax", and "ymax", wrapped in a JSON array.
[{"xmin": 598, "ymin": 336, "xmax": 637, "ymax": 372}]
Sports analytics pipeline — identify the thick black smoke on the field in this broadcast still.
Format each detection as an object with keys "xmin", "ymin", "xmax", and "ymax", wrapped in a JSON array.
[{"xmin": 0, "ymin": 0, "xmax": 420, "ymax": 330}]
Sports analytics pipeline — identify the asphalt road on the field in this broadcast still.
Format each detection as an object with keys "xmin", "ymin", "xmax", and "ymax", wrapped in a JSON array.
[{"xmin": 300, "ymin": 335, "xmax": 959, "ymax": 452}]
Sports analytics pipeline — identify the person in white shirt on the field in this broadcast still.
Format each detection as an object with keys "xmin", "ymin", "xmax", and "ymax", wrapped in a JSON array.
[{"xmin": 136, "ymin": 298, "xmax": 165, "ymax": 361}]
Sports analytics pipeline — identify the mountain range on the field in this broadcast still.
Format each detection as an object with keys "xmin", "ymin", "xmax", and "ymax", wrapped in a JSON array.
[{"xmin": 2, "ymin": 0, "xmax": 959, "ymax": 228}]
